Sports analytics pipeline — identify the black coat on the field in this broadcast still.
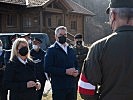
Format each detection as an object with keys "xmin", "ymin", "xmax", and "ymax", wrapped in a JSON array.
[
  {"xmin": 4, "ymin": 57, "xmax": 38, "ymax": 100},
  {"xmin": 30, "ymin": 48, "xmax": 46, "ymax": 82},
  {"xmin": 45, "ymin": 43, "xmax": 78, "ymax": 91},
  {"xmin": 4, "ymin": 49, "xmax": 11, "ymax": 65},
  {"xmin": 0, "ymin": 50, "xmax": 5, "ymax": 86}
]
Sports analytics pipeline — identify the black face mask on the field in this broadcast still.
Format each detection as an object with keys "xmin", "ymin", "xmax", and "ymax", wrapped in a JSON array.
[
  {"xmin": 58, "ymin": 35, "xmax": 66, "ymax": 44},
  {"xmin": 18, "ymin": 46, "xmax": 28, "ymax": 56},
  {"xmin": 76, "ymin": 41, "xmax": 82, "ymax": 46}
]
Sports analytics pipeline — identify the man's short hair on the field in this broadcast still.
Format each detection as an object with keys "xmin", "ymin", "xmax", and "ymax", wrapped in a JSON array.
[
  {"xmin": 111, "ymin": 8, "xmax": 133, "ymax": 19},
  {"xmin": 55, "ymin": 26, "xmax": 67, "ymax": 36},
  {"xmin": 33, "ymin": 37, "xmax": 42, "ymax": 43}
]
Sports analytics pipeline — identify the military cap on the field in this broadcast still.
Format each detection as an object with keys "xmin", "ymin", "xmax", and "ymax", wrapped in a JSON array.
[
  {"xmin": 106, "ymin": 0, "xmax": 133, "ymax": 14},
  {"xmin": 33, "ymin": 37, "xmax": 42, "ymax": 43},
  {"xmin": 74, "ymin": 33, "xmax": 83, "ymax": 39},
  {"xmin": 20, "ymin": 33, "xmax": 31, "ymax": 38},
  {"xmin": 10, "ymin": 34, "xmax": 20, "ymax": 41}
]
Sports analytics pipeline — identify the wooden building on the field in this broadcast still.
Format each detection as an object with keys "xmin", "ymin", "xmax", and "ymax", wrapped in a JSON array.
[{"xmin": 0, "ymin": 0, "xmax": 95, "ymax": 42}]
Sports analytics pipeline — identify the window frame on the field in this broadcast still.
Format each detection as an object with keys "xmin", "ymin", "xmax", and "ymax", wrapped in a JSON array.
[
  {"xmin": 7, "ymin": 14, "xmax": 17, "ymax": 28},
  {"xmin": 23, "ymin": 16, "xmax": 32, "ymax": 28},
  {"xmin": 71, "ymin": 21, "xmax": 77, "ymax": 31}
]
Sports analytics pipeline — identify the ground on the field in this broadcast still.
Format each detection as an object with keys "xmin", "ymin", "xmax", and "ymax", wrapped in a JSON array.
[
  {"xmin": 42, "ymin": 93, "xmax": 83, "ymax": 100},
  {"xmin": 42, "ymin": 81, "xmax": 83, "ymax": 100}
]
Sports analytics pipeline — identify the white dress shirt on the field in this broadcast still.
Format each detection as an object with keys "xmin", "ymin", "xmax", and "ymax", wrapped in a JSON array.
[
  {"xmin": 56, "ymin": 41, "xmax": 68, "ymax": 54},
  {"xmin": 18, "ymin": 56, "xmax": 28, "ymax": 65}
]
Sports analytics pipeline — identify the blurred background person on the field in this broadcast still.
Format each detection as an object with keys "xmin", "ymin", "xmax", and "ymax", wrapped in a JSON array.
[
  {"xmin": 73, "ymin": 33, "xmax": 89, "ymax": 76},
  {"xmin": 0, "ymin": 40, "xmax": 7, "ymax": 100},
  {"xmin": 20, "ymin": 33, "xmax": 31, "ymax": 44},
  {"xmin": 4, "ymin": 38, "xmax": 41, "ymax": 100},
  {"xmin": 4, "ymin": 34, "xmax": 20, "ymax": 65},
  {"xmin": 20, "ymin": 33, "xmax": 32, "ymax": 49},
  {"xmin": 30, "ymin": 37, "xmax": 47, "ymax": 100},
  {"xmin": 73, "ymin": 33, "xmax": 89, "ymax": 99}
]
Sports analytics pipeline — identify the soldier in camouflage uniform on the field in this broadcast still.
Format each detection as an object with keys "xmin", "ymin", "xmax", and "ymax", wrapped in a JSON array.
[
  {"xmin": 73, "ymin": 33, "xmax": 89, "ymax": 75},
  {"xmin": 73, "ymin": 33, "xmax": 89, "ymax": 99}
]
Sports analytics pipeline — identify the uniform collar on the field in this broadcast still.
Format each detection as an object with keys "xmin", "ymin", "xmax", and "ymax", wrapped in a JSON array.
[
  {"xmin": 115, "ymin": 25, "xmax": 133, "ymax": 33},
  {"xmin": 32, "ymin": 48, "xmax": 41, "ymax": 53}
]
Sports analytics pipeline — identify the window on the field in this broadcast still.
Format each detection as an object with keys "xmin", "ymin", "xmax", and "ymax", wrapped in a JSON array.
[
  {"xmin": 71, "ymin": 21, "xmax": 77, "ymax": 30},
  {"xmin": 58, "ymin": 19, "xmax": 62, "ymax": 26},
  {"xmin": 23, "ymin": 16, "xmax": 32, "ymax": 27},
  {"xmin": 48, "ymin": 17, "xmax": 51, "ymax": 27},
  {"xmin": 7, "ymin": 14, "xmax": 17, "ymax": 27}
]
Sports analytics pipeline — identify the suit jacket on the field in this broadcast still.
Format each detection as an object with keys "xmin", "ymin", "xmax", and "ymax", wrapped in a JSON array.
[{"xmin": 45, "ymin": 42, "xmax": 78, "ymax": 90}]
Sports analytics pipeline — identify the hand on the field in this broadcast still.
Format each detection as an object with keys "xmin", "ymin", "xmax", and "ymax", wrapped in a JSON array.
[
  {"xmin": 72, "ymin": 70, "xmax": 79, "ymax": 77},
  {"xmin": 66, "ymin": 68, "xmax": 76, "ymax": 76},
  {"xmin": 27, "ymin": 81, "xmax": 36, "ymax": 88},
  {"xmin": 35, "ymin": 82, "xmax": 41, "ymax": 90}
]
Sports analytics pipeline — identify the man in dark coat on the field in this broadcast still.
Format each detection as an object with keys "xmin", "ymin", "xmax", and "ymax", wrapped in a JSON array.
[
  {"xmin": 45, "ymin": 26, "xmax": 79, "ymax": 100},
  {"xmin": 30, "ymin": 38, "xmax": 47, "ymax": 100},
  {"xmin": 78, "ymin": 0, "xmax": 133, "ymax": 100}
]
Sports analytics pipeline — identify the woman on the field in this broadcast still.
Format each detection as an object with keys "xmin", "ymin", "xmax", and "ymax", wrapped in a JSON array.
[{"xmin": 4, "ymin": 38, "xmax": 41, "ymax": 100}]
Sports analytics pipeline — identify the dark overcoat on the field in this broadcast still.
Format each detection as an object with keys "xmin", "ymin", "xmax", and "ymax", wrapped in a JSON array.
[
  {"xmin": 4, "ymin": 57, "xmax": 38, "ymax": 100},
  {"xmin": 45, "ymin": 43, "xmax": 78, "ymax": 91}
]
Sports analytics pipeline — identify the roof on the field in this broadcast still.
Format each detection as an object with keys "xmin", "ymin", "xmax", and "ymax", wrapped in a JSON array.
[
  {"xmin": 0, "ymin": 0, "xmax": 50, "ymax": 6},
  {"xmin": 0, "ymin": 0, "xmax": 95, "ymax": 15},
  {"xmin": 0, "ymin": 0, "xmax": 26, "ymax": 5},
  {"xmin": 65, "ymin": 0, "xmax": 95, "ymax": 16},
  {"xmin": 27, "ymin": 0, "xmax": 50, "ymax": 7}
]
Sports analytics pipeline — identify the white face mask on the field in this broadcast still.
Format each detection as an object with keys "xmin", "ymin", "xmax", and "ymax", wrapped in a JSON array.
[
  {"xmin": 28, "ymin": 39, "xmax": 32, "ymax": 44},
  {"xmin": 32, "ymin": 45, "xmax": 38, "ymax": 50},
  {"xmin": 0, "ymin": 46, "xmax": 3, "ymax": 51}
]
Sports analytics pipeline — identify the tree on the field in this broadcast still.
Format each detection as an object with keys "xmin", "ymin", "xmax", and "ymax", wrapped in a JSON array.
[{"xmin": 73, "ymin": 0, "xmax": 111, "ymax": 44}]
